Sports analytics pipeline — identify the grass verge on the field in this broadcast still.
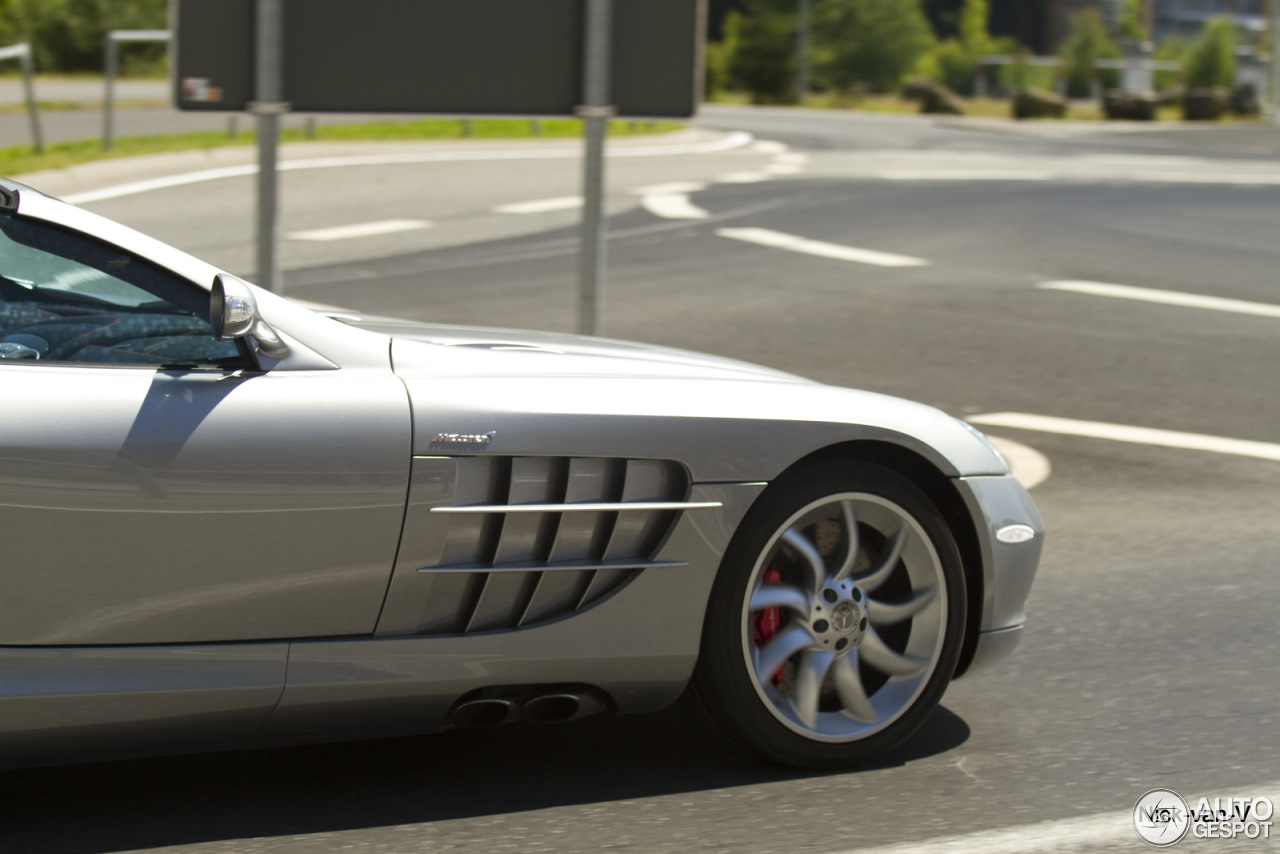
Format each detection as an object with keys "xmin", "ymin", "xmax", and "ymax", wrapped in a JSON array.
[{"xmin": 1, "ymin": 117, "xmax": 683, "ymax": 177}]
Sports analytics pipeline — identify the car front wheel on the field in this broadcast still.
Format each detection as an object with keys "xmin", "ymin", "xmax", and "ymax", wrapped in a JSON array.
[{"xmin": 684, "ymin": 460, "xmax": 966, "ymax": 768}]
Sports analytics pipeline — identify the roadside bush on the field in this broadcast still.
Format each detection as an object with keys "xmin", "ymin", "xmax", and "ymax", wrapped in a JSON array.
[
  {"xmin": 0, "ymin": 0, "xmax": 168, "ymax": 74},
  {"xmin": 812, "ymin": 0, "xmax": 934, "ymax": 94},
  {"xmin": 1153, "ymin": 37, "xmax": 1189, "ymax": 91},
  {"xmin": 998, "ymin": 58, "xmax": 1057, "ymax": 93},
  {"xmin": 911, "ymin": 0, "xmax": 997, "ymax": 96},
  {"xmin": 1058, "ymin": 9, "xmax": 1120, "ymax": 98},
  {"xmin": 723, "ymin": 2, "xmax": 796, "ymax": 104},
  {"xmin": 704, "ymin": 41, "xmax": 728, "ymax": 100},
  {"xmin": 1117, "ymin": 0, "xmax": 1146, "ymax": 43},
  {"xmin": 915, "ymin": 39, "xmax": 976, "ymax": 95},
  {"xmin": 1183, "ymin": 16, "xmax": 1236, "ymax": 90}
]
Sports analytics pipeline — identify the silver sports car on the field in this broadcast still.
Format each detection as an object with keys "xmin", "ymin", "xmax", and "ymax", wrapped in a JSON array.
[{"xmin": 0, "ymin": 176, "xmax": 1041, "ymax": 770}]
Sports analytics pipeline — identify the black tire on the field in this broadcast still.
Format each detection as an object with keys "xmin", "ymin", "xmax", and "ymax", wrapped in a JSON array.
[{"xmin": 683, "ymin": 460, "xmax": 966, "ymax": 769}]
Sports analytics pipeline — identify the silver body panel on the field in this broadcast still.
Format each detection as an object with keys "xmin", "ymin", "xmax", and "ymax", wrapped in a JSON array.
[
  {"xmin": 0, "ymin": 179, "xmax": 1042, "ymax": 768},
  {"xmin": 0, "ymin": 364, "xmax": 411, "ymax": 645}
]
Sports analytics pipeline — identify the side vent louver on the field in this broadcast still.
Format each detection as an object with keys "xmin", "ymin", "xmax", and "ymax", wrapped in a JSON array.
[{"xmin": 394, "ymin": 457, "xmax": 711, "ymax": 636}]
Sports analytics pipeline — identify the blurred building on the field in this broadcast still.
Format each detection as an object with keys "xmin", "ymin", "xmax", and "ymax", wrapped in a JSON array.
[
  {"xmin": 990, "ymin": 0, "xmax": 1268, "ymax": 51},
  {"xmin": 1152, "ymin": 0, "xmax": 1266, "ymax": 44},
  {"xmin": 990, "ymin": 0, "xmax": 1125, "ymax": 52}
]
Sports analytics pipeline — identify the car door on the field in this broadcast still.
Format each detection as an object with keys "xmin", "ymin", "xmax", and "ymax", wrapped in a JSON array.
[{"xmin": 0, "ymin": 207, "xmax": 411, "ymax": 647}]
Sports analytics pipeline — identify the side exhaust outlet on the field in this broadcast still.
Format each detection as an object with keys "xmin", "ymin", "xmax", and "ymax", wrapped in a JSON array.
[{"xmin": 522, "ymin": 689, "xmax": 609, "ymax": 724}]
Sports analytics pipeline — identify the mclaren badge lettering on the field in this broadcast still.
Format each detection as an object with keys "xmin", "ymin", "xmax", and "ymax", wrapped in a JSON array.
[{"xmin": 431, "ymin": 431, "xmax": 496, "ymax": 447}]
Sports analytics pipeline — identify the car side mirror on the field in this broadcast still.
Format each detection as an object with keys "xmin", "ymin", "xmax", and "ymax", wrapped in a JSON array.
[
  {"xmin": 211, "ymin": 274, "xmax": 257, "ymax": 339},
  {"xmin": 211, "ymin": 274, "xmax": 290, "ymax": 358}
]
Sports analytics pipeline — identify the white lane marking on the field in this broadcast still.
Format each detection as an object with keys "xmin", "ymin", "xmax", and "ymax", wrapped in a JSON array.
[
  {"xmin": 286, "ymin": 219, "xmax": 429, "ymax": 242},
  {"xmin": 877, "ymin": 169, "xmax": 1054, "ymax": 181},
  {"xmin": 717, "ymin": 171, "xmax": 773, "ymax": 184},
  {"xmin": 1040, "ymin": 280, "xmax": 1280, "ymax": 319},
  {"xmin": 766, "ymin": 163, "xmax": 804, "ymax": 175},
  {"xmin": 752, "ymin": 140, "xmax": 790, "ymax": 154},
  {"xmin": 494, "ymin": 196, "xmax": 583, "ymax": 214},
  {"xmin": 829, "ymin": 780, "xmax": 1280, "ymax": 854},
  {"xmin": 642, "ymin": 194, "xmax": 709, "ymax": 220},
  {"xmin": 61, "ymin": 131, "xmax": 755, "ymax": 205},
  {"xmin": 1129, "ymin": 172, "xmax": 1280, "ymax": 185},
  {"xmin": 830, "ymin": 810, "xmax": 1129, "ymax": 854},
  {"xmin": 776, "ymin": 152, "xmax": 809, "ymax": 165},
  {"xmin": 986, "ymin": 436, "xmax": 1052, "ymax": 490},
  {"xmin": 969, "ymin": 412, "xmax": 1280, "ymax": 462},
  {"xmin": 630, "ymin": 181, "xmax": 708, "ymax": 196},
  {"xmin": 717, "ymin": 227, "xmax": 929, "ymax": 268},
  {"xmin": 64, "ymin": 164, "xmax": 260, "ymax": 205}
]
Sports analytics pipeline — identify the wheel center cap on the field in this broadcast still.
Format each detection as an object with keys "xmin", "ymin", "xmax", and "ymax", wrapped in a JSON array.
[{"xmin": 830, "ymin": 600, "xmax": 861, "ymax": 636}]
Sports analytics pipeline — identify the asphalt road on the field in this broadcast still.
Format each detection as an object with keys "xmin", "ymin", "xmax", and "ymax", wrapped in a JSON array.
[{"xmin": 4, "ymin": 106, "xmax": 1280, "ymax": 854}]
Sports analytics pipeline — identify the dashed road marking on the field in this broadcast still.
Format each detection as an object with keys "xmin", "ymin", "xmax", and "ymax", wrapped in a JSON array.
[
  {"xmin": 286, "ymin": 219, "xmax": 430, "ymax": 241},
  {"xmin": 969, "ymin": 413, "xmax": 1280, "ymax": 463},
  {"xmin": 717, "ymin": 227, "xmax": 929, "ymax": 268},
  {"xmin": 752, "ymin": 140, "xmax": 790, "ymax": 154},
  {"xmin": 642, "ymin": 194, "xmax": 709, "ymax": 220},
  {"xmin": 878, "ymin": 169, "xmax": 1054, "ymax": 181},
  {"xmin": 765, "ymin": 163, "xmax": 805, "ymax": 175},
  {"xmin": 1040, "ymin": 280, "xmax": 1280, "ymax": 319},
  {"xmin": 630, "ymin": 181, "xmax": 709, "ymax": 196},
  {"xmin": 494, "ymin": 196, "xmax": 583, "ymax": 214},
  {"xmin": 986, "ymin": 436, "xmax": 1052, "ymax": 490},
  {"xmin": 717, "ymin": 171, "xmax": 773, "ymax": 184}
]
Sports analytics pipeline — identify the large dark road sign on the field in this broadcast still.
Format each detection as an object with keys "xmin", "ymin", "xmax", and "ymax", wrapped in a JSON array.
[{"xmin": 174, "ymin": 0, "xmax": 705, "ymax": 118}]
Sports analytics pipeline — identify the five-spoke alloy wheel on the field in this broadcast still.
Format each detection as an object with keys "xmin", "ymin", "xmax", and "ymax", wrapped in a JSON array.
[{"xmin": 685, "ymin": 460, "xmax": 965, "ymax": 768}]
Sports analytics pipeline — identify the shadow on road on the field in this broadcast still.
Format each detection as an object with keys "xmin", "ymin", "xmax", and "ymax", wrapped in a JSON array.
[{"xmin": 0, "ymin": 704, "xmax": 969, "ymax": 854}]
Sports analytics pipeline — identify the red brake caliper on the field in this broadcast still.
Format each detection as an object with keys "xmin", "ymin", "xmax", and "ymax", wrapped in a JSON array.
[{"xmin": 752, "ymin": 567, "xmax": 784, "ymax": 685}]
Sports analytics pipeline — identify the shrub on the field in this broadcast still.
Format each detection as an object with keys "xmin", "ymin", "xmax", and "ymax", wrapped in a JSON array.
[
  {"xmin": 813, "ymin": 0, "xmax": 934, "ymax": 94},
  {"xmin": 1058, "ymin": 9, "xmax": 1120, "ymax": 98},
  {"xmin": 917, "ymin": 39, "xmax": 977, "ymax": 95},
  {"xmin": 723, "ymin": 2, "xmax": 796, "ymax": 104},
  {"xmin": 1153, "ymin": 37, "xmax": 1189, "ymax": 91},
  {"xmin": 1183, "ymin": 16, "xmax": 1236, "ymax": 89},
  {"xmin": 1, "ymin": 0, "xmax": 168, "ymax": 74}
]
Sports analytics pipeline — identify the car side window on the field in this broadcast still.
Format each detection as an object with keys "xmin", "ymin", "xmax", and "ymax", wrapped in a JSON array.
[{"xmin": 0, "ymin": 213, "xmax": 252, "ymax": 369}]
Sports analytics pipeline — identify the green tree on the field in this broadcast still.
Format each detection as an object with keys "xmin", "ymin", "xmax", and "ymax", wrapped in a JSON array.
[
  {"xmin": 723, "ymin": 1, "xmax": 796, "ymax": 104},
  {"xmin": 1117, "ymin": 0, "xmax": 1146, "ymax": 43},
  {"xmin": 913, "ymin": 0, "xmax": 999, "ymax": 95},
  {"xmin": 958, "ymin": 0, "xmax": 993, "ymax": 56},
  {"xmin": 1058, "ymin": 9, "xmax": 1120, "ymax": 98},
  {"xmin": 1183, "ymin": 16, "xmax": 1236, "ymax": 89},
  {"xmin": 1153, "ymin": 36, "xmax": 1189, "ymax": 91},
  {"xmin": 813, "ymin": 0, "xmax": 934, "ymax": 93},
  {"xmin": 0, "ymin": 0, "xmax": 168, "ymax": 73}
]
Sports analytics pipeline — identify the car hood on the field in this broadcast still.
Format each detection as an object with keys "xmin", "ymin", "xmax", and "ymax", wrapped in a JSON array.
[
  {"xmin": 336, "ymin": 316, "xmax": 1008, "ymax": 482},
  {"xmin": 339, "ymin": 316, "xmax": 808, "ymax": 383}
]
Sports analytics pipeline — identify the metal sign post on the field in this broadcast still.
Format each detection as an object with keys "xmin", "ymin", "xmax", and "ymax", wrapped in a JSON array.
[
  {"xmin": 175, "ymin": 0, "xmax": 705, "ymax": 312},
  {"xmin": 0, "ymin": 44, "xmax": 43, "ymax": 153},
  {"xmin": 577, "ymin": 0, "xmax": 614, "ymax": 337},
  {"xmin": 253, "ymin": 0, "xmax": 286, "ymax": 294},
  {"xmin": 103, "ymin": 30, "xmax": 170, "ymax": 151},
  {"xmin": 1273, "ymin": 0, "xmax": 1280, "ymax": 126},
  {"xmin": 795, "ymin": 0, "xmax": 811, "ymax": 104}
]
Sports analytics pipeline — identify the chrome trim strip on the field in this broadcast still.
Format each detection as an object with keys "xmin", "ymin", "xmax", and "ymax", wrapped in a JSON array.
[
  {"xmin": 429, "ymin": 501, "xmax": 723, "ymax": 514},
  {"xmin": 418, "ymin": 560, "xmax": 687, "ymax": 574}
]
